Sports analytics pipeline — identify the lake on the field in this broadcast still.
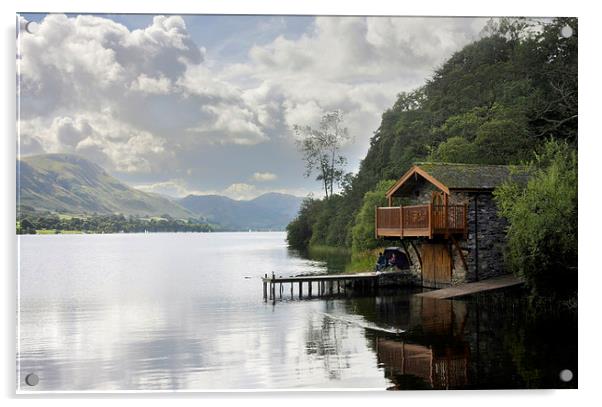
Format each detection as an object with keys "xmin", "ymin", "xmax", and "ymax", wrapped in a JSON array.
[{"xmin": 17, "ymin": 232, "xmax": 577, "ymax": 391}]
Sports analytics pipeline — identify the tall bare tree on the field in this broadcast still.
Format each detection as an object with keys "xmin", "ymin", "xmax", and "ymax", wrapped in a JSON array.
[{"xmin": 294, "ymin": 111, "xmax": 350, "ymax": 199}]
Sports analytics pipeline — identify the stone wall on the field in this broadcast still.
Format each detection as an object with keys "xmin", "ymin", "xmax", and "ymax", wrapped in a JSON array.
[
  {"xmin": 395, "ymin": 181, "xmax": 509, "ymax": 284},
  {"xmin": 461, "ymin": 192, "xmax": 509, "ymax": 281}
]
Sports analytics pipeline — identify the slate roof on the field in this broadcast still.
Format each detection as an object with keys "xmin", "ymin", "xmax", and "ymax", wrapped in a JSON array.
[
  {"xmin": 415, "ymin": 162, "xmax": 531, "ymax": 190},
  {"xmin": 387, "ymin": 162, "xmax": 531, "ymax": 197}
]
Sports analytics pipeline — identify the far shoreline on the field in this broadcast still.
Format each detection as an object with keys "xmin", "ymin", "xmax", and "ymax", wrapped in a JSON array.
[{"xmin": 18, "ymin": 230, "xmax": 287, "ymax": 236}]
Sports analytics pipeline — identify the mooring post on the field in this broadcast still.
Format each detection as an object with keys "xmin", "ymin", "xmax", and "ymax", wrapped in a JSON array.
[
  {"xmin": 279, "ymin": 282, "xmax": 282, "ymax": 298},
  {"xmin": 263, "ymin": 274, "xmax": 267, "ymax": 301},
  {"xmin": 271, "ymin": 272, "xmax": 276, "ymax": 301},
  {"xmin": 290, "ymin": 281, "xmax": 293, "ymax": 298}
]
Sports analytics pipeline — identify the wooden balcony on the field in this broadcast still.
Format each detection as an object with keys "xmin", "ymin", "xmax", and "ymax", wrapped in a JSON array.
[{"xmin": 375, "ymin": 204, "xmax": 467, "ymax": 239}]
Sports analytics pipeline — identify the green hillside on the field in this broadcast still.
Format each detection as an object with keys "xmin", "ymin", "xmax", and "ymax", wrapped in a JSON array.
[
  {"xmin": 287, "ymin": 18, "xmax": 577, "ymax": 251},
  {"xmin": 17, "ymin": 153, "xmax": 193, "ymax": 218}
]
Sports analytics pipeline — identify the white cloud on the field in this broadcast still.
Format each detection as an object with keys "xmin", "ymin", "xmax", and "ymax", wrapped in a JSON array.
[
  {"xmin": 135, "ymin": 179, "xmax": 210, "ymax": 198},
  {"xmin": 18, "ymin": 14, "xmax": 270, "ymax": 173},
  {"xmin": 18, "ymin": 14, "xmax": 490, "ymax": 193},
  {"xmin": 222, "ymin": 183, "xmax": 257, "ymax": 200},
  {"xmin": 224, "ymin": 16, "xmax": 488, "ymax": 164},
  {"xmin": 252, "ymin": 172, "xmax": 277, "ymax": 182},
  {"xmin": 130, "ymin": 74, "xmax": 172, "ymax": 94}
]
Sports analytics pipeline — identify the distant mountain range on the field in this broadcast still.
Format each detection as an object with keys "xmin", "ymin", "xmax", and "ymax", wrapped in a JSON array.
[
  {"xmin": 178, "ymin": 192, "xmax": 303, "ymax": 231},
  {"xmin": 17, "ymin": 154, "xmax": 303, "ymax": 230}
]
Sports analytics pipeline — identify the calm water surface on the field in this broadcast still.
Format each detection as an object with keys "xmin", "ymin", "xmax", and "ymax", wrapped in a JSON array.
[{"xmin": 17, "ymin": 232, "xmax": 576, "ymax": 391}]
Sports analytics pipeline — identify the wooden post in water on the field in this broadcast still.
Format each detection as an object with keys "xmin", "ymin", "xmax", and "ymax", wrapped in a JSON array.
[
  {"xmin": 271, "ymin": 272, "xmax": 276, "ymax": 302},
  {"xmin": 337, "ymin": 280, "xmax": 340, "ymax": 295},
  {"xmin": 308, "ymin": 281, "xmax": 312, "ymax": 297},
  {"xmin": 329, "ymin": 281, "xmax": 333, "ymax": 296},
  {"xmin": 299, "ymin": 281, "xmax": 303, "ymax": 299},
  {"xmin": 263, "ymin": 274, "xmax": 267, "ymax": 301},
  {"xmin": 290, "ymin": 282, "xmax": 293, "ymax": 298}
]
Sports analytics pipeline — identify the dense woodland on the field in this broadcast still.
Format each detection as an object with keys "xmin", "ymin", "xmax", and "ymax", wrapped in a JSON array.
[
  {"xmin": 287, "ymin": 18, "xmax": 577, "ymax": 300},
  {"xmin": 17, "ymin": 212, "xmax": 215, "ymax": 234}
]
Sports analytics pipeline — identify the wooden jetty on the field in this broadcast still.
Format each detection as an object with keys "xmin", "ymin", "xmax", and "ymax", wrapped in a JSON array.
[
  {"xmin": 262, "ymin": 271, "xmax": 393, "ymax": 302},
  {"xmin": 416, "ymin": 274, "xmax": 524, "ymax": 299}
]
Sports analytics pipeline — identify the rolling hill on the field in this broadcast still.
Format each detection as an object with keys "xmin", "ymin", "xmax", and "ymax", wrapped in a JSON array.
[
  {"xmin": 178, "ymin": 192, "xmax": 303, "ymax": 231},
  {"xmin": 17, "ymin": 154, "xmax": 192, "ymax": 218},
  {"xmin": 17, "ymin": 153, "xmax": 304, "ymax": 230}
]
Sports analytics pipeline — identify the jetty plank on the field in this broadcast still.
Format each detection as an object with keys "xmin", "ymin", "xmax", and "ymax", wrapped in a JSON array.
[
  {"xmin": 261, "ymin": 271, "xmax": 388, "ymax": 284},
  {"xmin": 417, "ymin": 274, "xmax": 524, "ymax": 299}
]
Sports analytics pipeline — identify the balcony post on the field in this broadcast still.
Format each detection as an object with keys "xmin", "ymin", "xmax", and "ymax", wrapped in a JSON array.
[
  {"xmin": 400, "ymin": 205, "xmax": 403, "ymax": 238},
  {"xmin": 444, "ymin": 194, "xmax": 449, "ymax": 239},
  {"xmin": 428, "ymin": 204, "xmax": 433, "ymax": 239}
]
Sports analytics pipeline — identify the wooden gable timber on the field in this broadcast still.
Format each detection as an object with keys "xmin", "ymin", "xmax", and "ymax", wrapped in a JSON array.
[{"xmin": 385, "ymin": 165, "xmax": 450, "ymax": 199}]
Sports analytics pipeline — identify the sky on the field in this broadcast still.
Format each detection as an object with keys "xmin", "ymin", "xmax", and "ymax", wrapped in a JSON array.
[{"xmin": 17, "ymin": 13, "xmax": 490, "ymax": 200}]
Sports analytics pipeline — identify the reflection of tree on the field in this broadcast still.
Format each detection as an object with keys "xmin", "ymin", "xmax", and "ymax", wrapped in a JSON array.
[
  {"xmin": 304, "ymin": 306, "xmax": 352, "ymax": 380},
  {"xmin": 502, "ymin": 300, "xmax": 577, "ymax": 389},
  {"xmin": 306, "ymin": 287, "xmax": 577, "ymax": 389}
]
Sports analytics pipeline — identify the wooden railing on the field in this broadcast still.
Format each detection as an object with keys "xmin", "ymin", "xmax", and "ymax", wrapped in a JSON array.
[{"xmin": 376, "ymin": 204, "xmax": 467, "ymax": 238}]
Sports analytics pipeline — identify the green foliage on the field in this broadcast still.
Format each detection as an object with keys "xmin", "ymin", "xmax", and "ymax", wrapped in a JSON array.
[
  {"xmin": 286, "ymin": 17, "xmax": 578, "ymax": 275},
  {"xmin": 15, "ymin": 212, "xmax": 215, "ymax": 234},
  {"xmin": 286, "ymin": 198, "xmax": 323, "ymax": 249},
  {"xmin": 494, "ymin": 139, "xmax": 577, "ymax": 300},
  {"xmin": 351, "ymin": 180, "xmax": 397, "ymax": 253},
  {"xmin": 17, "ymin": 218, "xmax": 36, "ymax": 234},
  {"xmin": 430, "ymin": 136, "xmax": 479, "ymax": 163}
]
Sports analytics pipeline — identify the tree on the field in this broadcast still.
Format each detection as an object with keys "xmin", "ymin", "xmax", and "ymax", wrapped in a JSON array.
[
  {"xmin": 18, "ymin": 218, "xmax": 36, "ymax": 234},
  {"xmin": 430, "ymin": 136, "xmax": 479, "ymax": 163},
  {"xmin": 286, "ymin": 197, "xmax": 323, "ymax": 249},
  {"xmin": 285, "ymin": 17, "xmax": 578, "ymax": 258},
  {"xmin": 351, "ymin": 180, "xmax": 397, "ymax": 253},
  {"xmin": 294, "ymin": 111, "xmax": 350, "ymax": 199},
  {"xmin": 494, "ymin": 139, "xmax": 577, "ymax": 300}
]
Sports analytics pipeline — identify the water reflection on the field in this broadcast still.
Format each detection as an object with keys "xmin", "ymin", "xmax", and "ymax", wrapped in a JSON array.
[
  {"xmin": 340, "ymin": 289, "xmax": 577, "ymax": 390},
  {"xmin": 17, "ymin": 233, "xmax": 576, "ymax": 391}
]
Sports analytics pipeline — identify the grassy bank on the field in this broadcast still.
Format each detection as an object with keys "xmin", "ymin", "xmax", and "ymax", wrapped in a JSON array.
[
  {"xmin": 307, "ymin": 244, "xmax": 350, "ymax": 257},
  {"xmin": 304, "ymin": 244, "xmax": 382, "ymax": 274},
  {"xmin": 345, "ymin": 248, "xmax": 382, "ymax": 273},
  {"xmin": 35, "ymin": 229, "xmax": 84, "ymax": 234}
]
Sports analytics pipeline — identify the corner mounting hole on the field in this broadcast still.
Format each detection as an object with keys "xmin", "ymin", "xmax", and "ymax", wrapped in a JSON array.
[
  {"xmin": 559, "ymin": 369, "xmax": 573, "ymax": 382},
  {"xmin": 25, "ymin": 373, "xmax": 39, "ymax": 386},
  {"xmin": 560, "ymin": 25, "xmax": 573, "ymax": 38}
]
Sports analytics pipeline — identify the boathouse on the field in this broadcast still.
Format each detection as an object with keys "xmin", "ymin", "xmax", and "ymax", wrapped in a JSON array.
[{"xmin": 375, "ymin": 162, "xmax": 529, "ymax": 288}]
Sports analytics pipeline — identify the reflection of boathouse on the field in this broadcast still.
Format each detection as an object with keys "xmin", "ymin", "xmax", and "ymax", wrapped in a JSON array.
[
  {"xmin": 375, "ymin": 163, "xmax": 529, "ymax": 287},
  {"xmin": 375, "ymin": 296, "xmax": 470, "ymax": 389},
  {"xmin": 377, "ymin": 339, "xmax": 469, "ymax": 390}
]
